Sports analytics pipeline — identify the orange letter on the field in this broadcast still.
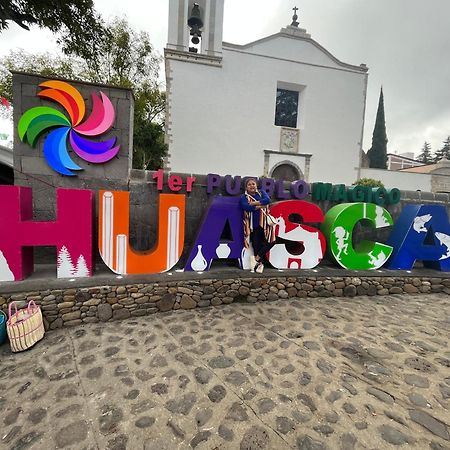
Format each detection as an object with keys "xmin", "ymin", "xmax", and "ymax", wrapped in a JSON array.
[{"xmin": 98, "ymin": 191, "xmax": 185, "ymax": 274}]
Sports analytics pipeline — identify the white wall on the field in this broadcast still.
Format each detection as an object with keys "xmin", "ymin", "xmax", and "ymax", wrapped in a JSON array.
[
  {"xmin": 166, "ymin": 35, "xmax": 367, "ymax": 184},
  {"xmin": 359, "ymin": 168, "xmax": 432, "ymax": 191},
  {"xmin": 242, "ymin": 36, "xmax": 350, "ymax": 71}
]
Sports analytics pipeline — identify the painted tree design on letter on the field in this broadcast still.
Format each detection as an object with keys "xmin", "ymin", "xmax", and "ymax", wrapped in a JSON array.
[
  {"xmin": 57, "ymin": 245, "xmax": 75, "ymax": 278},
  {"xmin": 0, "ymin": 250, "xmax": 14, "ymax": 281},
  {"xmin": 75, "ymin": 254, "xmax": 90, "ymax": 277}
]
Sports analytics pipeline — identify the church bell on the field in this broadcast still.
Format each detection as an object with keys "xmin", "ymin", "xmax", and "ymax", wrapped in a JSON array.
[{"xmin": 187, "ymin": 3, "xmax": 204, "ymax": 45}]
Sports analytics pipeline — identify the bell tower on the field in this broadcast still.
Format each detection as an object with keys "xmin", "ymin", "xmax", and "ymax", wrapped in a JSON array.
[{"xmin": 167, "ymin": 0, "xmax": 224, "ymax": 59}]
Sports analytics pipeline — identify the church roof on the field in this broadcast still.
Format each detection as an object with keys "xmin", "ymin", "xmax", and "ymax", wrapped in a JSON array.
[{"xmin": 223, "ymin": 26, "xmax": 368, "ymax": 74}]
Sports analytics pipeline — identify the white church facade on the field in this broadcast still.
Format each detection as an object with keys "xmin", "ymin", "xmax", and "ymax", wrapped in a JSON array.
[{"xmin": 164, "ymin": 0, "xmax": 368, "ymax": 184}]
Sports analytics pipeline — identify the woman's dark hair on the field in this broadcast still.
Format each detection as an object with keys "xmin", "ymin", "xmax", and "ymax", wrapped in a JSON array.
[{"xmin": 245, "ymin": 178, "xmax": 257, "ymax": 188}]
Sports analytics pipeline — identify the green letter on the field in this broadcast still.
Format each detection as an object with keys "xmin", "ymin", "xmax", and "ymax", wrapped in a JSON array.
[
  {"xmin": 311, "ymin": 183, "xmax": 333, "ymax": 201},
  {"xmin": 331, "ymin": 184, "xmax": 347, "ymax": 202},
  {"xmin": 322, "ymin": 203, "xmax": 393, "ymax": 270}
]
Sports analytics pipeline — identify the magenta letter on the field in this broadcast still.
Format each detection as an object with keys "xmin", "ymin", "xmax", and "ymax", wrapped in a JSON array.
[{"xmin": 0, "ymin": 186, "xmax": 93, "ymax": 281}]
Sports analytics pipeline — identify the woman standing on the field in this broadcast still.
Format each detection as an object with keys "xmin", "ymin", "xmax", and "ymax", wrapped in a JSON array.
[{"xmin": 240, "ymin": 178, "xmax": 276, "ymax": 273}]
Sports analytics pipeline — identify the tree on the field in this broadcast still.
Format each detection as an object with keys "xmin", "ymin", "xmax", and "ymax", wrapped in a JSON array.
[
  {"xmin": 0, "ymin": 52, "xmax": 85, "ymax": 121},
  {"xmin": 352, "ymin": 178, "xmax": 384, "ymax": 188},
  {"xmin": 0, "ymin": 17, "xmax": 167, "ymax": 169},
  {"xmin": 0, "ymin": 0, "xmax": 105, "ymax": 61},
  {"xmin": 367, "ymin": 87, "xmax": 388, "ymax": 169},
  {"xmin": 57, "ymin": 245, "xmax": 75, "ymax": 278},
  {"xmin": 434, "ymin": 136, "xmax": 450, "ymax": 162},
  {"xmin": 417, "ymin": 141, "xmax": 433, "ymax": 164}
]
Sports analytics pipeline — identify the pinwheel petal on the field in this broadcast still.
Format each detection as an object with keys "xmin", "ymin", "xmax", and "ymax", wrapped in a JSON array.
[
  {"xmin": 38, "ymin": 88, "xmax": 80, "ymax": 126},
  {"xmin": 74, "ymin": 92, "xmax": 116, "ymax": 136},
  {"xmin": 70, "ymin": 130, "xmax": 117, "ymax": 154},
  {"xmin": 69, "ymin": 130, "xmax": 120, "ymax": 163},
  {"xmin": 26, "ymin": 114, "xmax": 72, "ymax": 147},
  {"xmin": 44, "ymin": 127, "xmax": 82, "ymax": 176},
  {"xmin": 18, "ymin": 107, "xmax": 70, "ymax": 141},
  {"xmin": 39, "ymin": 80, "xmax": 85, "ymax": 125}
]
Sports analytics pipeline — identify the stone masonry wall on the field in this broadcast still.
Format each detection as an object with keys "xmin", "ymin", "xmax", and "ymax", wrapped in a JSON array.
[{"xmin": 1, "ymin": 276, "xmax": 449, "ymax": 330}]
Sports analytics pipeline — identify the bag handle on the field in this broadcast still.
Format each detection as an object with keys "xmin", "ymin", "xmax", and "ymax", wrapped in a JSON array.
[
  {"xmin": 8, "ymin": 302, "xmax": 18, "ymax": 320},
  {"xmin": 27, "ymin": 300, "xmax": 38, "ymax": 313}
]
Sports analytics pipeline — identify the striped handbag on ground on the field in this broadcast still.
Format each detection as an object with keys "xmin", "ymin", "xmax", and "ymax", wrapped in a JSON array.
[{"xmin": 7, "ymin": 301, "xmax": 45, "ymax": 352}]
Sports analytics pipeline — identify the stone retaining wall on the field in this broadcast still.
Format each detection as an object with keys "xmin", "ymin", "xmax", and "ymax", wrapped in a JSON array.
[{"xmin": 1, "ymin": 276, "xmax": 449, "ymax": 330}]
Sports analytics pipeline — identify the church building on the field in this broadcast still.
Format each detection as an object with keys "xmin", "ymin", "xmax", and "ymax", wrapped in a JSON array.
[{"xmin": 165, "ymin": 0, "xmax": 368, "ymax": 183}]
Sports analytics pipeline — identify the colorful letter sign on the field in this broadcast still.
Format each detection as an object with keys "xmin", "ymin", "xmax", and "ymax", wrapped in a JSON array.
[
  {"xmin": 185, "ymin": 196, "xmax": 245, "ymax": 271},
  {"xmin": 3, "ymin": 178, "xmax": 450, "ymax": 282},
  {"xmin": 386, "ymin": 204, "xmax": 450, "ymax": 271},
  {"xmin": 98, "ymin": 191, "xmax": 185, "ymax": 274},
  {"xmin": 268, "ymin": 200, "xmax": 325, "ymax": 269},
  {"xmin": 322, "ymin": 203, "xmax": 393, "ymax": 270},
  {"xmin": 0, "ymin": 186, "xmax": 93, "ymax": 281}
]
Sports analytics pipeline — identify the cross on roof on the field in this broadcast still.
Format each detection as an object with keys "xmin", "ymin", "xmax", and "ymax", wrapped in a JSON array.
[{"xmin": 291, "ymin": 6, "xmax": 300, "ymax": 27}]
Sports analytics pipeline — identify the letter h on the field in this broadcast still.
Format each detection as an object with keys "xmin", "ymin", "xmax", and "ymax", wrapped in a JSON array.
[{"xmin": 0, "ymin": 186, "xmax": 93, "ymax": 281}]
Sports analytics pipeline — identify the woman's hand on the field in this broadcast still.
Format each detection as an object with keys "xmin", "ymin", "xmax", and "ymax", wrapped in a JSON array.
[{"xmin": 249, "ymin": 200, "xmax": 261, "ymax": 206}]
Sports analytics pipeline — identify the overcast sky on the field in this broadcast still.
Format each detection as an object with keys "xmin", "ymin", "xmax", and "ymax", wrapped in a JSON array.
[{"xmin": 1, "ymin": 0, "xmax": 450, "ymax": 157}]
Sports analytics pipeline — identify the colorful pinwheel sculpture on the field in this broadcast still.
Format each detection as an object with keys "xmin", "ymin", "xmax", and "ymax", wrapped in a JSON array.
[{"xmin": 18, "ymin": 80, "xmax": 120, "ymax": 176}]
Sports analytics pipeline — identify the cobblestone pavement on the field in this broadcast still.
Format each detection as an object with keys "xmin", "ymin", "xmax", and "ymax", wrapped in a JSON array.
[{"xmin": 1, "ymin": 293, "xmax": 449, "ymax": 450}]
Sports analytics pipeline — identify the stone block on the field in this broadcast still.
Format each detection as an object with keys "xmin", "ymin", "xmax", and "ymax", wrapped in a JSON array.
[
  {"xmin": 389, "ymin": 287, "xmax": 403, "ymax": 294},
  {"xmin": 58, "ymin": 302, "xmax": 75, "ymax": 309},
  {"xmin": 434, "ymin": 193, "xmax": 449, "ymax": 203},
  {"xmin": 64, "ymin": 319, "xmax": 83, "ymax": 327},
  {"xmin": 157, "ymin": 294, "xmax": 175, "ymax": 312},
  {"xmin": 113, "ymin": 308, "xmax": 131, "ymax": 320},
  {"xmin": 418, "ymin": 191, "xmax": 435, "ymax": 201},
  {"xmin": 21, "ymin": 156, "xmax": 54, "ymax": 176},
  {"xmin": 344, "ymin": 285, "xmax": 357, "ymax": 297},
  {"xmin": 97, "ymin": 303, "xmax": 113, "ymax": 321},
  {"xmin": 50, "ymin": 318, "xmax": 63, "ymax": 329},
  {"xmin": 403, "ymin": 284, "xmax": 419, "ymax": 294},
  {"xmin": 62, "ymin": 311, "xmax": 81, "ymax": 322},
  {"xmin": 180, "ymin": 295, "xmax": 196, "ymax": 309},
  {"xmin": 83, "ymin": 317, "xmax": 99, "ymax": 324}
]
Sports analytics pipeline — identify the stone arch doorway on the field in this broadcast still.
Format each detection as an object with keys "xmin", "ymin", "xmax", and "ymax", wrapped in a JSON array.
[{"xmin": 270, "ymin": 162, "xmax": 303, "ymax": 182}]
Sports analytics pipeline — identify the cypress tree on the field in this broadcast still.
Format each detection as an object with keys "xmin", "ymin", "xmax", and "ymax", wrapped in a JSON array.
[
  {"xmin": 367, "ymin": 87, "xmax": 388, "ymax": 169},
  {"xmin": 434, "ymin": 136, "xmax": 450, "ymax": 162},
  {"xmin": 417, "ymin": 141, "xmax": 433, "ymax": 164}
]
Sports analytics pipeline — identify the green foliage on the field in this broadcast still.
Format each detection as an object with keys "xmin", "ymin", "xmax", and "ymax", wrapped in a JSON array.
[
  {"xmin": 0, "ymin": 52, "xmax": 85, "ymax": 120},
  {"xmin": 367, "ymin": 87, "xmax": 388, "ymax": 169},
  {"xmin": 133, "ymin": 121, "xmax": 167, "ymax": 170},
  {"xmin": 0, "ymin": 17, "xmax": 167, "ymax": 169},
  {"xmin": 433, "ymin": 136, "xmax": 450, "ymax": 163},
  {"xmin": 417, "ymin": 142, "xmax": 432, "ymax": 163},
  {"xmin": 0, "ymin": 0, "xmax": 105, "ymax": 61},
  {"xmin": 417, "ymin": 141, "xmax": 433, "ymax": 164},
  {"xmin": 81, "ymin": 18, "xmax": 161, "ymax": 90},
  {"xmin": 352, "ymin": 178, "xmax": 384, "ymax": 188}
]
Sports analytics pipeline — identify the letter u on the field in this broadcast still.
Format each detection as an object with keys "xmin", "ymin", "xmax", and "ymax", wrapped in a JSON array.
[{"xmin": 98, "ymin": 191, "xmax": 185, "ymax": 274}]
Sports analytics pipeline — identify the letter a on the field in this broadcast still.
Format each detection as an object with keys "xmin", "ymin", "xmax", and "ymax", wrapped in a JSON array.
[{"xmin": 386, "ymin": 204, "xmax": 450, "ymax": 271}]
